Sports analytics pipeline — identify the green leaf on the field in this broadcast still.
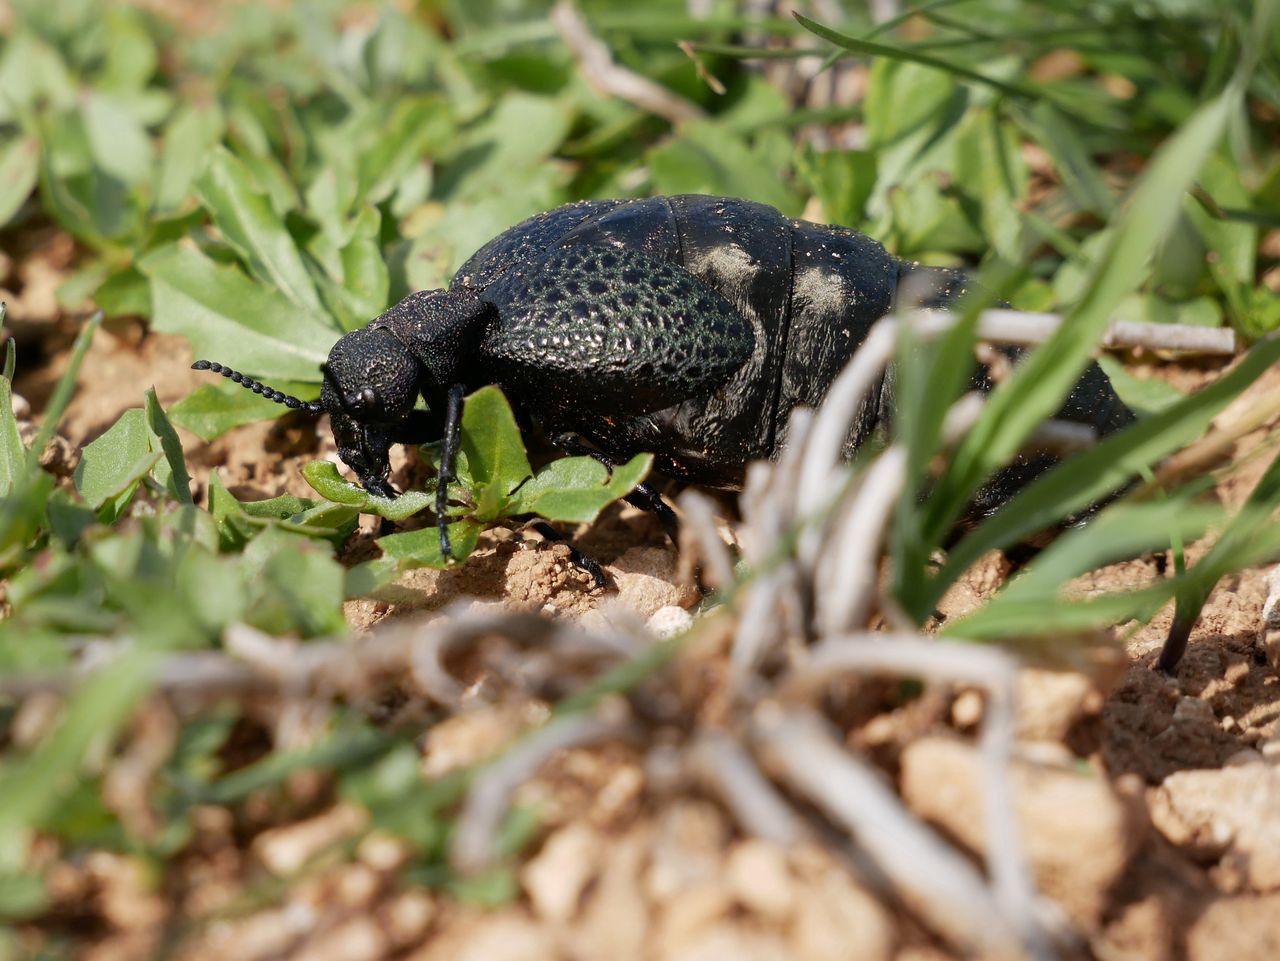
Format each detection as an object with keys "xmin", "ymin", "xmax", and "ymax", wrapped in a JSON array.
[
  {"xmin": 155, "ymin": 102, "xmax": 225, "ymax": 212},
  {"xmin": 0, "ymin": 651, "xmax": 155, "ymax": 871},
  {"xmin": 377, "ymin": 520, "xmax": 483, "ymax": 569},
  {"xmin": 0, "ymin": 337, "xmax": 24, "ymax": 498},
  {"xmin": 1013, "ymin": 102, "xmax": 1115, "ymax": 218},
  {"xmin": 242, "ymin": 528, "xmax": 347, "ymax": 637},
  {"xmin": 196, "ymin": 147, "xmax": 326, "ymax": 315},
  {"xmin": 510, "ymin": 454, "xmax": 652, "ymax": 523},
  {"xmin": 313, "ymin": 206, "xmax": 390, "ymax": 331},
  {"xmin": 144, "ymin": 389, "xmax": 193, "ymax": 505},
  {"xmin": 140, "ymin": 243, "xmax": 337, "ymax": 382},
  {"xmin": 168, "ymin": 379, "xmax": 319, "ymax": 442},
  {"xmin": 72, "ymin": 408, "xmax": 160, "ymax": 514},
  {"xmin": 460, "ymin": 386, "xmax": 534, "ymax": 521},
  {"xmin": 26, "ymin": 312, "xmax": 102, "ymax": 476},
  {"xmin": 648, "ymin": 122, "xmax": 801, "ymax": 216},
  {"xmin": 301, "ymin": 460, "xmax": 434, "ymax": 520},
  {"xmin": 0, "ymin": 136, "xmax": 39, "ymax": 229},
  {"xmin": 82, "ymin": 91, "xmax": 153, "ymax": 187},
  {"xmin": 1095, "ymin": 356, "xmax": 1186, "ymax": 417}
]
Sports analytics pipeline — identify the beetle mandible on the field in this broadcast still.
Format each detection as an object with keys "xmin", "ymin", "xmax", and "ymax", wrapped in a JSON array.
[{"xmin": 193, "ymin": 194, "xmax": 1135, "ymax": 561}]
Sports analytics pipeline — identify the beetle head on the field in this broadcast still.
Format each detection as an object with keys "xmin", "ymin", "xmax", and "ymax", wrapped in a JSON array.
[
  {"xmin": 318, "ymin": 326, "xmax": 423, "ymax": 495},
  {"xmin": 191, "ymin": 287, "xmax": 491, "ymax": 499}
]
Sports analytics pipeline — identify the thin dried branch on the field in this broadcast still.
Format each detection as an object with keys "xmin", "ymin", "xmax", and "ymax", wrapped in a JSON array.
[
  {"xmin": 779, "ymin": 634, "xmax": 1052, "ymax": 957},
  {"xmin": 451, "ymin": 711, "xmax": 629, "ymax": 873},
  {"xmin": 752, "ymin": 708, "xmax": 1021, "ymax": 955},
  {"xmin": 677, "ymin": 489, "xmax": 736, "ymax": 590},
  {"xmin": 970, "ymin": 308, "xmax": 1237, "ymax": 355},
  {"xmin": 686, "ymin": 731, "xmax": 809, "ymax": 846},
  {"xmin": 552, "ymin": 0, "xmax": 706, "ymax": 125}
]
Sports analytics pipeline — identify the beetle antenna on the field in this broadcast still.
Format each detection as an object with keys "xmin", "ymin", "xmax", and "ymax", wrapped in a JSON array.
[{"xmin": 191, "ymin": 360, "xmax": 323, "ymax": 412}]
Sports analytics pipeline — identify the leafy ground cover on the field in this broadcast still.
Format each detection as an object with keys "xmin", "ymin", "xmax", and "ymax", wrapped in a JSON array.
[{"xmin": 2, "ymin": 1, "xmax": 1280, "ymax": 959}]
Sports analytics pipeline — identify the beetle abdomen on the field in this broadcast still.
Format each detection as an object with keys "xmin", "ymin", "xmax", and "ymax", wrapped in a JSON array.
[{"xmin": 776, "ymin": 220, "xmax": 900, "ymax": 452}]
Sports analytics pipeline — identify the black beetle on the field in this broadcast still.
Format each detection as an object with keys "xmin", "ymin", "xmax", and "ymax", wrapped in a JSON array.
[{"xmin": 194, "ymin": 194, "xmax": 1134, "ymax": 562}]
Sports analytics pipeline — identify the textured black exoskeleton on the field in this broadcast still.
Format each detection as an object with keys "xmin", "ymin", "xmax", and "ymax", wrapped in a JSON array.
[{"xmin": 194, "ymin": 195, "xmax": 1135, "ymax": 562}]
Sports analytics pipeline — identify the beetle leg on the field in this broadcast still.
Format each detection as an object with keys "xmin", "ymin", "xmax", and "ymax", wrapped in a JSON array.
[
  {"xmin": 437, "ymin": 383, "xmax": 466, "ymax": 560},
  {"xmin": 552, "ymin": 433, "xmax": 680, "ymax": 546},
  {"xmin": 527, "ymin": 520, "xmax": 607, "ymax": 589}
]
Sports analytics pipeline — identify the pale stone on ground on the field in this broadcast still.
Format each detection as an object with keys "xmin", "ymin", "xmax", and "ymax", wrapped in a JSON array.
[
  {"xmin": 900, "ymin": 737, "xmax": 1143, "ymax": 928},
  {"xmin": 725, "ymin": 839, "xmax": 795, "ymax": 922},
  {"xmin": 1186, "ymin": 894, "xmax": 1280, "ymax": 961},
  {"xmin": 521, "ymin": 823, "xmax": 602, "ymax": 923},
  {"xmin": 1150, "ymin": 765, "xmax": 1280, "ymax": 891},
  {"xmin": 1015, "ymin": 668, "xmax": 1097, "ymax": 742},
  {"xmin": 251, "ymin": 804, "xmax": 369, "ymax": 877}
]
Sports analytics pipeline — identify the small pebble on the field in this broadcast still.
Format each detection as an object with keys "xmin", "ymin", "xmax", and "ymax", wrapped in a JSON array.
[
  {"xmin": 647, "ymin": 605, "xmax": 693, "ymax": 639},
  {"xmin": 1224, "ymin": 748, "xmax": 1265, "ymax": 766}
]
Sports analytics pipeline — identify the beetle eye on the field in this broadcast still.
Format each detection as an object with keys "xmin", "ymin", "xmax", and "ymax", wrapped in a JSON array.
[{"xmin": 349, "ymin": 387, "xmax": 379, "ymax": 414}]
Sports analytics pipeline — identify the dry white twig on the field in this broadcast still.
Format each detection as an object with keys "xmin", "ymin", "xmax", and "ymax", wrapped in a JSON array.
[
  {"xmin": 970, "ymin": 308, "xmax": 1237, "ymax": 355},
  {"xmin": 678, "ymin": 489, "xmax": 736, "ymax": 590},
  {"xmin": 552, "ymin": 0, "xmax": 706, "ymax": 125},
  {"xmin": 686, "ymin": 731, "xmax": 808, "ymax": 846},
  {"xmin": 753, "ymin": 708, "xmax": 1019, "ymax": 954},
  {"xmin": 451, "ymin": 711, "xmax": 628, "ymax": 873},
  {"xmin": 781, "ymin": 634, "xmax": 1052, "ymax": 959}
]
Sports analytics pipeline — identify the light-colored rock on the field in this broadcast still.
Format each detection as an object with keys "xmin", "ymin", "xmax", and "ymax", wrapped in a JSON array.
[
  {"xmin": 1150, "ymin": 765, "xmax": 1280, "ymax": 891},
  {"xmin": 521, "ymin": 823, "xmax": 602, "ymax": 923},
  {"xmin": 664, "ymin": 926, "xmax": 791, "ymax": 961},
  {"xmin": 382, "ymin": 890, "xmax": 436, "ymax": 946},
  {"xmin": 569, "ymin": 829, "xmax": 652, "ymax": 961},
  {"xmin": 1224, "ymin": 748, "xmax": 1265, "ymax": 766},
  {"xmin": 1187, "ymin": 894, "xmax": 1280, "ymax": 961},
  {"xmin": 648, "ymin": 604, "xmax": 694, "ymax": 639},
  {"xmin": 899, "ymin": 736, "xmax": 1144, "ymax": 928},
  {"xmin": 251, "ymin": 804, "xmax": 369, "ymax": 877},
  {"xmin": 726, "ymin": 840, "xmax": 795, "ymax": 922},
  {"xmin": 791, "ymin": 863, "xmax": 895, "ymax": 961},
  {"xmin": 409, "ymin": 912, "xmax": 558, "ymax": 961},
  {"xmin": 1015, "ymin": 668, "xmax": 1097, "ymax": 742},
  {"xmin": 656, "ymin": 883, "xmax": 733, "ymax": 955},
  {"xmin": 296, "ymin": 917, "xmax": 388, "ymax": 961},
  {"xmin": 611, "ymin": 547, "xmax": 698, "ymax": 619},
  {"xmin": 645, "ymin": 801, "xmax": 730, "ymax": 902}
]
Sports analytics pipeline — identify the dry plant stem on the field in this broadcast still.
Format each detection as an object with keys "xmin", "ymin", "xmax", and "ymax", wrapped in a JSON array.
[
  {"xmin": 753, "ymin": 708, "xmax": 1023, "ymax": 956},
  {"xmin": 686, "ymin": 731, "xmax": 809, "ymax": 846},
  {"xmin": 728, "ymin": 564, "xmax": 790, "ymax": 691},
  {"xmin": 783, "ymin": 635, "xmax": 1051, "ymax": 958},
  {"xmin": 967, "ymin": 309, "xmax": 1239, "ymax": 354},
  {"xmin": 1148, "ymin": 386, "xmax": 1280, "ymax": 490},
  {"xmin": 815, "ymin": 445, "xmax": 907, "ymax": 637},
  {"xmin": 815, "ymin": 393, "xmax": 984, "ymax": 639},
  {"xmin": 796, "ymin": 320, "xmax": 898, "ymax": 521},
  {"xmin": 0, "ymin": 609, "xmax": 636, "ymax": 705},
  {"xmin": 1025, "ymin": 419, "xmax": 1098, "ymax": 454},
  {"xmin": 551, "ymin": 0, "xmax": 706, "ymax": 125},
  {"xmin": 677, "ymin": 489, "xmax": 736, "ymax": 590},
  {"xmin": 451, "ymin": 712, "xmax": 627, "ymax": 874}
]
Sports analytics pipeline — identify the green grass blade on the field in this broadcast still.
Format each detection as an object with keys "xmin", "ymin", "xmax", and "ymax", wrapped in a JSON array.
[
  {"xmin": 25, "ymin": 311, "xmax": 102, "ymax": 476},
  {"xmin": 1162, "ymin": 441, "xmax": 1280, "ymax": 670},
  {"xmin": 793, "ymin": 12, "xmax": 1037, "ymax": 100},
  {"xmin": 928, "ymin": 335, "xmax": 1280, "ymax": 611},
  {"xmin": 911, "ymin": 73, "xmax": 1247, "ymax": 613}
]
